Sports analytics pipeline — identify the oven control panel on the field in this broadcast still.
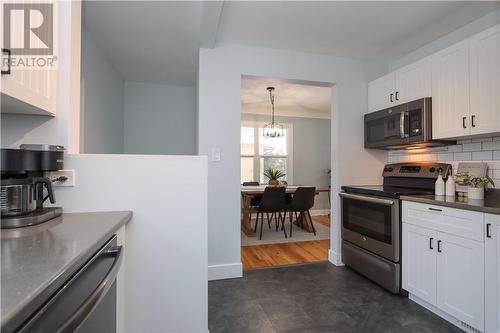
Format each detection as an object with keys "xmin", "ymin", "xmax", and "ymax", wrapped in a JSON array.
[{"xmin": 383, "ymin": 162, "xmax": 452, "ymax": 178}]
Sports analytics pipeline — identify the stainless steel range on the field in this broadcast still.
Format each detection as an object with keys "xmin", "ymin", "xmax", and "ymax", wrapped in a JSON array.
[{"xmin": 340, "ymin": 162, "xmax": 452, "ymax": 294}]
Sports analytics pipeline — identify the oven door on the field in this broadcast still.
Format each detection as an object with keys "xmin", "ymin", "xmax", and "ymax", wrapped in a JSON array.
[{"xmin": 340, "ymin": 192, "xmax": 399, "ymax": 262}]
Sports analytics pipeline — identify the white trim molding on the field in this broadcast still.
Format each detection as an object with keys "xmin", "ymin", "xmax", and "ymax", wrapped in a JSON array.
[
  {"xmin": 328, "ymin": 249, "xmax": 344, "ymax": 266},
  {"xmin": 310, "ymin": 209, "xmax": 330, "ymax": 216},
  {"xmin": 208, "ymin": 262, "xmax": 243, "ymax": 281}
]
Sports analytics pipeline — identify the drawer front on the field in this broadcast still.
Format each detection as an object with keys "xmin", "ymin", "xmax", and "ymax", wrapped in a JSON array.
[{"xmin": 402, "ymin": 201, "xmax": 484, "ymax": 242}]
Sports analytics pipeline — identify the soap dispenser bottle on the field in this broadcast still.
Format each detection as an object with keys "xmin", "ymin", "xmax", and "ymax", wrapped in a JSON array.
[
  {"xmin": 435, "ymin": 170, "xmax": 445, "ymax": 196},
  {"xmin": 445, "ymin": 171, "xmax": 456, "ymax": 197}
]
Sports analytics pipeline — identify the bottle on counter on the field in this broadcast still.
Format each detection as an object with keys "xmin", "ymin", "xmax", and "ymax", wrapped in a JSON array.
[
  {"xmin": 445, "ymin": 173, "xmax": 456, "ymax": 197},
  {"xmin": 435, "ymin": 170, "xmax": 445, "ymax": 196}
]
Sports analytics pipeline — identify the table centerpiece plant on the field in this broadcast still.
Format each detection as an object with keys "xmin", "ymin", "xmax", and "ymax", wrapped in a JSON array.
[{"xmin": 264, "ymin": 168, "xmax": 286, "ymax": 186}]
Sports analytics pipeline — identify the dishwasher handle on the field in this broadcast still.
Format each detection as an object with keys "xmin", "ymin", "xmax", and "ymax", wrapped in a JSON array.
[
  {"xmin": 18, "ymin": 237, "xmax": 123, "ymax": 333},
  {"xmin": 56, "ymin": 245, "xmax": 123, "ymax": 333}
]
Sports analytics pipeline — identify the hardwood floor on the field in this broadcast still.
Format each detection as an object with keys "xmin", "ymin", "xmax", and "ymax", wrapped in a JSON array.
[
  {"xmin": 241, "ymin": 215, "xmax": 331, "ymax": 270},
  {"xmin": 241, "ymin": 240, "xmax": 330, "ymax": 269},
  {"xmin": 313, "ymin": 214, "xmax": 330, "ymax": 227}
]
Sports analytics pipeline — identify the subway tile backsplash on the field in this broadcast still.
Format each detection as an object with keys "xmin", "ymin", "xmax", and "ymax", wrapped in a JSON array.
[{"xmin": 387, "ymin": 136, "xmax": 500, "ymax": 186}]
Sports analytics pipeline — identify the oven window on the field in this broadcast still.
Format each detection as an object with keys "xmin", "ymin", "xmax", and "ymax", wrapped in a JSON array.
[{"xmin": 342, "ymin": 198, "xmax": 393, "ymax": 244}]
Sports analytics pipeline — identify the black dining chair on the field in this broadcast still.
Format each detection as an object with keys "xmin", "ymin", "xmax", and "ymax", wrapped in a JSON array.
[
  {"xmin": 242, "ymin": 181, "xmax": 261, "ymax": 223},
  {"xmin": 285, "ymin": 187, "xmax": 316, "ymax": 237},
  {"xmin": 254, "ymin": 187, "xmax": 287, "ymax": 240}
]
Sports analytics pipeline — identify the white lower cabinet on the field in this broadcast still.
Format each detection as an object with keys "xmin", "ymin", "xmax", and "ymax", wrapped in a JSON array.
[
  {"xmin": 402, "ymin": 223, "xmax": 437, "ymax": 304},
  {"xmin": 485, "ymin": 214, "xmax": 500, "ymax": 333},
  {"xmin": 436, "ymin": 232, "xmax": 484, "ymax": 331},
  {"xmin": 402, "ymin": 201, "xmax": 490, "ymax": 332}
]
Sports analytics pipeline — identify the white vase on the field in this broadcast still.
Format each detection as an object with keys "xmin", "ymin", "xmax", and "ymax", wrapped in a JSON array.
[{"xmin": 467, "ymin": 187, "xmax": 485, "ymax": 200}]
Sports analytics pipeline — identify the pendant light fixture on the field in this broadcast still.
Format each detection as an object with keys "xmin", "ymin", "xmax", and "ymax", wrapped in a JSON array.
[{"xmin": 263, "ymin": 87, "xmax": 284, "ymax": 138}]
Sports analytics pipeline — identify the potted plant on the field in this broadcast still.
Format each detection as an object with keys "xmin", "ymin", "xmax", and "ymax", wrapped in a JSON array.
[
  {"xmin": 454, "ymin": 171, "xmax": 495, "ymax": 200},
  {"xmin": 264, "ymin": 168, "xmax": 286, "ymax": 186},
  {"xmin": 467, "ymin": 176, "xmax": 495, "ymax": 200}
]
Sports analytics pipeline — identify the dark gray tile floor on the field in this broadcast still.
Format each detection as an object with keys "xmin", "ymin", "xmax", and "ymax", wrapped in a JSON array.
[{"xmin": 208, "ymin": 262, "xmax": 463, "ymax": 333}]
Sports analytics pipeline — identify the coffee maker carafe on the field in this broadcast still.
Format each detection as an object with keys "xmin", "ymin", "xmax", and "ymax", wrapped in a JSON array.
[{"xmin": 1, "ymin": 145, "xmax": 64, "ymax": 228}]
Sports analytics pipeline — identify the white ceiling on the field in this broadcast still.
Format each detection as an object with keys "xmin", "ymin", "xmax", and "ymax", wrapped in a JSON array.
[
  {"xmin": 241, "ymin": 77, "xmax": 332, "ymax": 119},
  {"xmin": 83, "ymin": 1, "xmax": 203, "ymax": 86},
  {"xmin": 217, "ymin": 1, "xmax": 499, "ymax": 61},
  {"xmin": 82, "ymin": 1, "xmax": 499, "ymax": 86}
]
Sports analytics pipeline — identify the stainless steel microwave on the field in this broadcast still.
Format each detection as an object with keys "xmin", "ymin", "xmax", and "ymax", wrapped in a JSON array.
[{"xmin": 364, "ymin": 98, "xmax": 453, "ymax": 149}]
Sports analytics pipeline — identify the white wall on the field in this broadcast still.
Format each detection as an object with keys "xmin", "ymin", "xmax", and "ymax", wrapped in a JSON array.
[
  {"xmin": 389, "ymin": 8, "xmax": 500, "ymax": 71},
  {"xmin": 198, "ymin": 44, "xmax": 387, "ymax": 279},
  {"xmin": 123, "ymin": 82, "xmax": 196, "ymax": 155},
  {"xmin": 80, "ymin": 27, "xmax": 124, "ymax": 154},
  {"xmin": 241, "ymin": 113, "xmax": 331, "ymax": 211},
  {"xmin": 1, "ymin": 2, "xmax": 79, "ymax": 150},
  {"xmin": 53, "ymin": 154, "xmax": 208, "ymax": 333}
]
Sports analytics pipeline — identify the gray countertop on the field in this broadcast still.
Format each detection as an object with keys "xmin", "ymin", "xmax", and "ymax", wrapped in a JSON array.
[
  {"xmin": 401, "ymin": 189, "xmax": 500, "ymax": 215},
  {"xmin": 0, "ymin": 211, "xmax": 132, "ymax": 332}
]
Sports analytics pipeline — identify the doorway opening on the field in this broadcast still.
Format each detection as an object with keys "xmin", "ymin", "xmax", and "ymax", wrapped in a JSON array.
[{"xmin": 240, "ymin": 75, "xmax": 332, "ymax": 269}]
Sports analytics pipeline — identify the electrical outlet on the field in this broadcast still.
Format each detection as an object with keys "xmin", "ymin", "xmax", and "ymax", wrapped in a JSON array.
[{"xmin": 46, "ymin": 169, "xmax": 76, "ymax": 187}]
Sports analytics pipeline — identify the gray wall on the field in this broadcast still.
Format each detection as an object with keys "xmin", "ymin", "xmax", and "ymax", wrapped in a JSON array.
[
  {"xmin": 241, "ymin": 113, "xmax": 331, "ymax": 210},
  {"xmin": 81, "ymin": 27, "xmax": 124, "ymax": 154},
  {"xmin": 123, "ymin": 81, "xmax": 196, "ymax": 155}
]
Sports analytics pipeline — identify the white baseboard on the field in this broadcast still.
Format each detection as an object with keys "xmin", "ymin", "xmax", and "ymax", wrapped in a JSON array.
[
  {"xmin": 310, "ymin": 209, "xmax": 331, "ymax": 216},
  {"xmin": 328, "ymin": 249, "xmax": 344, "ymax": 266},
  {"xmin": 408, "ymin": 294, "xmax": 481, "ymax": 333},
  {"xmin": 208, "ymin": 262, "xmax": 243, "ymax": 281}
]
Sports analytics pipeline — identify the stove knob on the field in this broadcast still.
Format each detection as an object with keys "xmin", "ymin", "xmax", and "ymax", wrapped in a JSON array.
[{"xmin": 429, "ymin": 167, "xmax": 436, "ymax": 173}]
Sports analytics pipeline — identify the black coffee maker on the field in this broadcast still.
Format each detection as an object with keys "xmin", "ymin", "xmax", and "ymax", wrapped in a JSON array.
[{"xmin": 1, "ymin": 144, "xmax": 65, "ymax": 228}]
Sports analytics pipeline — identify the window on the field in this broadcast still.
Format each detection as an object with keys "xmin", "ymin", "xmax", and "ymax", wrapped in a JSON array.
[{"xmin": 240, "ymin": 123, "xmax": 292, "ymax": 184}]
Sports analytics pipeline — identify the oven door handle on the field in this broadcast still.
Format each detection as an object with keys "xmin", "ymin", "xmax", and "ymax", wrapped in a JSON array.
[{"xmin": 339, "ymin": 192, "xmax": 395, "ymax": 206}]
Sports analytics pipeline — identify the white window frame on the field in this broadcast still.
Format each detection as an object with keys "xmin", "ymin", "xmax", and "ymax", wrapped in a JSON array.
[{"xmin": 241, "ymin": 121, "xmax": 293, "ymax": 184}]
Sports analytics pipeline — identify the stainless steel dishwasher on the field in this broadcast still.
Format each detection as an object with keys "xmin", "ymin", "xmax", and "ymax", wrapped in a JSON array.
[{"xmin": 16, "ymin": 235, "xmax": 123, "ymax": 333}]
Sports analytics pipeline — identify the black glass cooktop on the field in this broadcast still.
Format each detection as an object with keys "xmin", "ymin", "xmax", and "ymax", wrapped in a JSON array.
[{"xmin": 341, "ymin": 185, "xmax": 434, "ymax": 198}]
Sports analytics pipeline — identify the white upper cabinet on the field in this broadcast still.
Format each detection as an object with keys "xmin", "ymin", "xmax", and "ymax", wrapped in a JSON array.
[
  {"xmin": 469, "ymin": 24, "xmax": 500, "ymax": 136},
  {"xmin": 367, "ymin": 58, "xmax": 431, "ymax": 113},
  {"xmin": 368, "ymin": 73, "xmax": 395, "ymax": 112},
  {"xmin": 431, "ymin": 39, "xmax": 470, "ymax": 139},
  {"xmin": 0, "ymin": 1, "xmax": 58, "ymax": 116},
  {"xmin": 369, "ymin": 23, "xmax": 500, "ymax": 140},
  {"xmin": 485, "ymin": 214, "xmax": 500, "ymax": 333},
  {"xmin": 395, "ymin": 57, "xmax": 432, "ymax": 105}
]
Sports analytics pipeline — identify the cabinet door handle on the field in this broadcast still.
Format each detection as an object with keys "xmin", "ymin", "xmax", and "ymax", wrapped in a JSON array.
[
  {"xmin": 462, "ymin": 117, "xmax": 467, "ymax": 129},
  {"xmin": 395, "ymin": 91, "xmax": 399, "ymax": 101},
  {"xmin": 471, "ymin": 115, "xmax": 476, "ymax": 127},
  {"xmin": 390, "ymin": 93, "xmax": 394, "ymax": 103},
  {"xmin": 429, "ymin": 237, "xmax": 434, "ymax": 250},
  {"xmin": 487, "ymin": 223, "xmax": 492, "ymax": 238},
  {"xmin": 1, "ymin": 48, "xmax": 11, "ymax": 75},
  {"xmin": 428, "ymin": 207, "xmax": 442, "ymax": 212},
  {"xmin": 437, "ymin": 240, "xmax": 442, "ymax": 253}
]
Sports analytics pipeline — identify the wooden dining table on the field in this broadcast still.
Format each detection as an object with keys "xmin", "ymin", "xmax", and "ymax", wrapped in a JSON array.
[{"xmin": 241, "ymin": 185, "xmax": 330, "ymax": 237}]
